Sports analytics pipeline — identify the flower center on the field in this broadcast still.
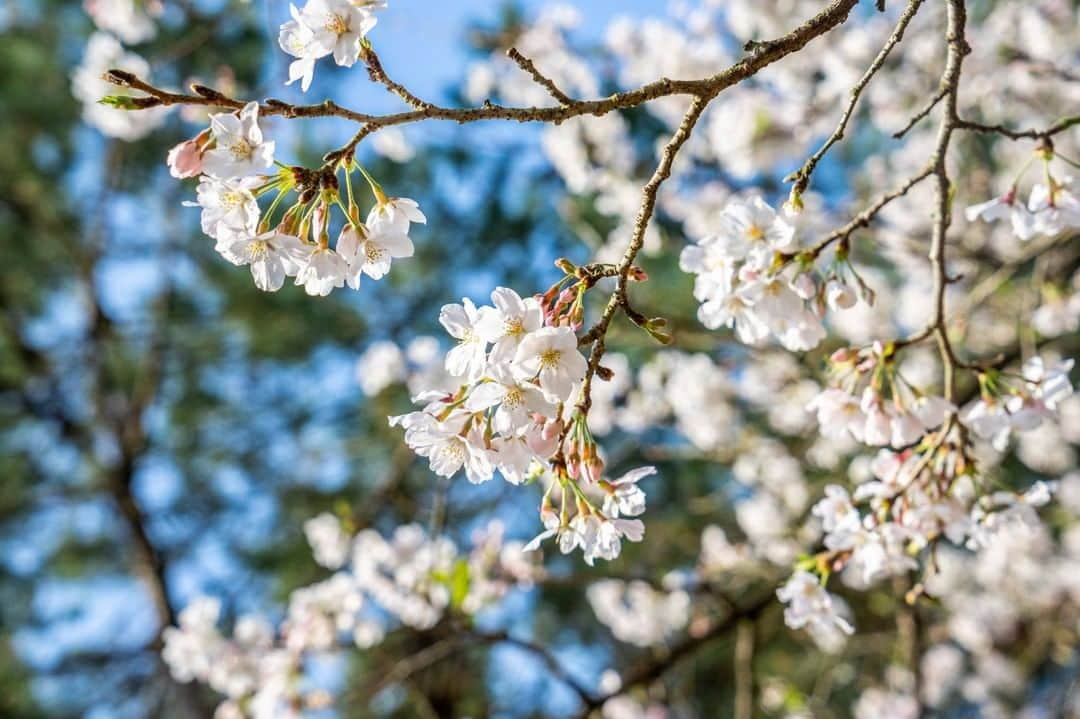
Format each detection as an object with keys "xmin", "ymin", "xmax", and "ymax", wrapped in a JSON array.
[
  {"xmin": 247, "ymin": 240, "xmax": 270, "ymax": 261},
  {"xmin": 439, "ymin": 439, "xmax": 466, "ymax": 464},
  {"xmin": 221, "ymin": 190, "xmax": 244, "ymax": 209},
  {"xmin": 539, "ymin": 349, "xmax": 562, "ymax": 370},
  {"xmin": 326, "ymin": 13, "xmax": 349, "ymax": 35},
  {"xmin": 504, "ymin": 317, "xmax": 525, "ymax": 338},
  {"xmin": 746, "ymin": 225, "xmax": 765, "ymax": 241},
  {"xmin": 365, "ymin": 243, "xmax": 386, "ymax": 262},
  {"xmin": 503, "ymin": 388, "xmax": 523, "ymax": 409},
  {"xmin": 229, "ymin": 138, "xmax": 254, "ymax": 162}
]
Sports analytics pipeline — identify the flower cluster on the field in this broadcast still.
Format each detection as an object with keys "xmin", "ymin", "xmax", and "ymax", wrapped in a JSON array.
[
  {"xmin": 967, "ymin": 152, "xmax": 1080, "ymax": 240},
  {"xmin": 164, "ymin": 516, "xmax": 537, "ymax": 719},
  {"xmin": 171, "ymin": 101, "xmax": 424, "ymax": 294},
  {"xmin": 278, "ymin": 0, "xmax": 385, "ymax": 92},
  {"xmin": 780, "ymin": 354, "xmax": 1074, "ymax": 647},
  {"xmin": 680, "ymin": 196, "xmax": 871, "ymax": 351},
  {"xmin": 390, "ymin": 281, "xmax": 655, "ymax": 564},
  {"xmin": 961, "ymin": 357, "xmax": 1075, "ymax": 451},
  {"xmin": 807, "ymin": 343, "xmax": 954, "ymax": 449}
]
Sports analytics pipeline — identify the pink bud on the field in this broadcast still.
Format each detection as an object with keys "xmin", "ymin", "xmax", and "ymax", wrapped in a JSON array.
[
  {"xmin": 166, "ymin": 130, "xmax": 209, "ymax": 179},
  {"xmin": 829, "ymin": 347, "xmax": 853, "ymax": 364}
]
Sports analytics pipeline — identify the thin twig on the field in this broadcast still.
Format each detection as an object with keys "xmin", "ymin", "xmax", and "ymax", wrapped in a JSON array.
[
  {"xmin": 954, "ymin": 115, "xmax": 1079, "ymax": 141},
  {"xmin": 576, "ymin": 593, "xmax": 774, "ymax": 717},
  {"xmin": 789, "ymin": 0, "xmax": 926, "ymax": 192},
  {"xmin": 361, "ymin": 45, "xmax": 434, "ymax": 111},
  {"xmin": 893, "ymin": 86, "xmax": 947, "ymax": 139},
  {"xmin": 507, "ymin": 47, "xmax": 574, "ymax": 105},
  {"xmin": 576, "ymin": 95, "xmax": 709, "ymax": 414},
  {"xmin": 804, "ymin": 163, "xmax": 935, "ymax": 258}
]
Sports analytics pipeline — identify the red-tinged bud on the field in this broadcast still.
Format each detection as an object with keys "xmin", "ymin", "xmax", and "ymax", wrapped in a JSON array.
[
  {"xmin": 166, "ymin": 128, "xmax": 211, "ymax": 179},
  {"xmin": 566, "ymin": 456, "xmax": 580, "ymax": 479},
  {"xmin": 583, "ymin": 455, "xmax": 604, "ymax": 484},
  {"xmin": 829, "ymin": 347, "xmax": 854, "ymax": 364},
  {"xmin": 628, "ymin": 266, "xmax": 648, "ymax": 282},
  {"xmin": 568, "ymin": 303, "xmax": 584, "ymax": 328},
  {"xmin": 596, "ymin": 365, "xmax": 615, "ymax": 382}
]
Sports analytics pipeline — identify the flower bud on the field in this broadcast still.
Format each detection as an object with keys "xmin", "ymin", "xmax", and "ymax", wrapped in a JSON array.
[
  {"xmin": 825, "ymin": 278, "xmax": 857, "ymax": 310},
  {"xmin": 166, "ymin": 129, "xmax": 210, "ymax": 179}
]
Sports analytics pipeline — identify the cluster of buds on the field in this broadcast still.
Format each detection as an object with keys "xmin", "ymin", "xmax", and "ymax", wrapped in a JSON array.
[{"xmin": 563, "ymin": 410, "xmax": 604, "ymax": 483}]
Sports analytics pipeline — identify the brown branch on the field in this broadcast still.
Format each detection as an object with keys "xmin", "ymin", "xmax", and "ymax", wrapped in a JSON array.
[
  {"xmin": 788, "ymin": 0, "xmax": 926, "ymax": 192},
  {"xmin": 473, "ymin": 630, "xmax": 597, "ymax": 706},
  {"xmin": 954, "ymin": 115, "xmax": 1079, "ymax": 141},
  {"xmin": 923, "ymin": 0, "xmax": 969, "ymax": 404},
  {"xmin": 104, "ymin": 0, "xmax": 860, "ymax": 168},
  {"xmin": 733, "ymin": 619, "xmax": 756, "ymax": 719},
  {"xmin": 576, "ymin": 95, "xmax": 709, "ymax": 415}
]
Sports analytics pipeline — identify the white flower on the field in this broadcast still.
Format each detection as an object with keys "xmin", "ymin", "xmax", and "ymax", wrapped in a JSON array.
[
  {"xmin": 367, "ymin": 196, "xmax": 427, "ymax": 235},
  {"xmin": 1022, "ymin": 356, "xmax": 1075, "ymax": 411},
  {"xmin": 476, "ymin": 287, "xmax": 544, "ymax": 365},
  {"xmin": 337, "ymin": 222, "xmax": 414, "ymax": 286},
  {"xmin": 1028, "ymin": 179, "xmax": 1080, "ymax": 237},
  {"xmin": 698, "ymin": 291, "xmax": 769, "ymax": 343},
  {"xmin": 489, "ymin": 435, "xmax": 537, "ymax": 484},
  {"xmin": 583, "ymin": 517, "xmax": 644, "ymax": 565},
  {"xmin": 295, "ymin": 246, "xmax": 348, "ymax": 296},
  {"xmin": 464, "ymin": 365, "xmax": 556, "ymax": 435},
  {"xmin": 719, "ymin": 196, "xmax": 797, "ymax": 267},
  {"xmin": 405, "ymin": 417, "xmax": 493, "ymax": 484},
  {"xmin": 279, "ymin": 4, "xmax": 328, "ymax": 92},
  {"xmin": 776, "ymin": 571, "xmax": 853, "ymax": 649},
  {"xmin": 84, "ymin": 0, "xmax": 157, "ymax": 44},
  {"xmin": 965, "ymin": 190, "xmax": 1036, "ymax": 240},
  {"xmin": 219, "ymin": 230, "xmax": 311, "ymax": 292},
  {"xmin": 440, "ymin": 299, "xmax": 494, "ymax": 382},
  {"xmin": 355, "ymin": 340, "xmax": 406, "ymax": 396},
  {"xmin": 188, "ymin": 175, "xmax": 262, "ymax": 241},
  {"xmin": 826, "ymin": 522, "xmax": 916, "ymax": 586},
  {"xmin": 961, "ymin": 398, "xmax": 1013, "ymax": 451},
  {"xmin": 202, "ymin": 102, "xmax": 276, "ymax": 179},
  {"xmin": 807, "ymin": 388, "xmax": 865, "ymax": 442},
  {"xmin": 825, "ymin": 277, "xmax": 857, "ymax": 310},
  {"xmin": 601, "ymin": 466, "xmax": 654, "ymax": 518},
  {"xmin": 679, "ymin": 234, "xmax": 743, "ymax": 301},
  {"xmin": 812, "ymin": 485, "xmax": 860, "ymax": 533},
  {"xmin": 523, "ymin": 507, "xmax": 563, "ymax": 552},
  {"xmin": 300, "ymin": 0, "xmax": 378, "ymax": 68},
  {"xmin": 511, "ymin": 326, "xmax": 588, "ymax": 403}
]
